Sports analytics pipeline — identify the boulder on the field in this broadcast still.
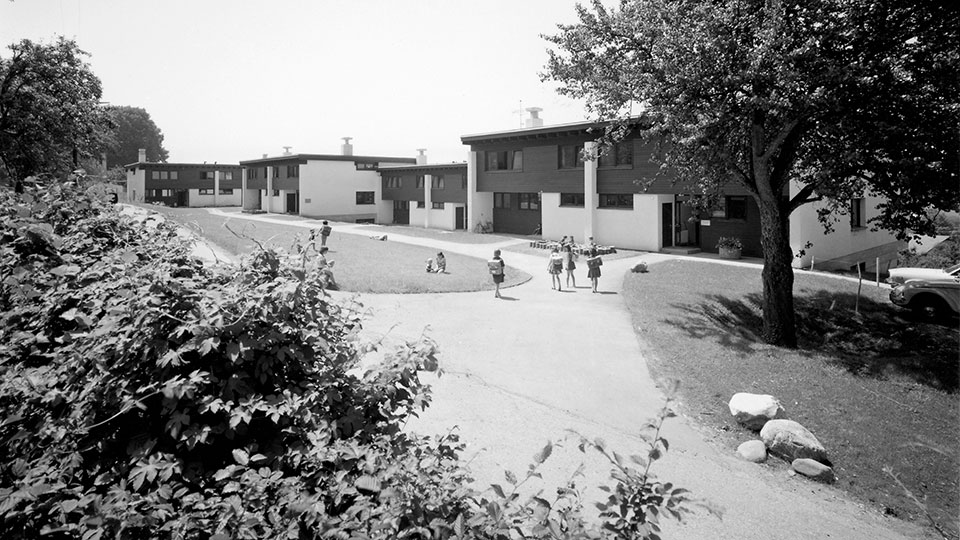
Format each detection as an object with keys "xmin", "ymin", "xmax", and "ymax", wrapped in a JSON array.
[
  {"xmin": 736, "ymin": 440, "xmax": 767, "ymax": 462},
  {"xmin": 791, "ymin": 458, "xmax": 836, "ymax": 483},
  {"xmin": 728, "ymin": 393, "xmax": 785, "ymax": 430},
  {"xmin": 760, "ymin": 419, "xmax": 828, "ymax": 463}
]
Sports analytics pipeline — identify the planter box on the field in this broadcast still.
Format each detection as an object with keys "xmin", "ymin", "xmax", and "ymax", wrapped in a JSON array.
[{"xmin": 719, "ymin": 247, "xmax": 742, "ymax": 260}]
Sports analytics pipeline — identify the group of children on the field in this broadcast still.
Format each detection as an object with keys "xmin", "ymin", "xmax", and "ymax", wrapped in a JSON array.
[
  {"xmin": 426, "ymin": 252, "xmax": 446, "ymax": 273},
  {"xmin": 547, "ymin": 244, "xmax": 602, "ymax": 293}
]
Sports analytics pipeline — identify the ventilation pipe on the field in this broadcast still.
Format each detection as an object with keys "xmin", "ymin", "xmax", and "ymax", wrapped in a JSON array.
[
  {"xmin": 341, "ymin": 137, "xmax": 353, "ymax": 156},
  {"xmin": 525, "ymin": 107, "xmax": 544, "ymax": 128},
  {"xmin": 282, "ymin": 146, "xmax": 293, "ymax": 156},
  {"xmin": 416, "ymin": 148, "xmax": 427, "ymax": 165},
  {"xmin": 138, "ymin": 148, "xmax": 147, "ymax": 163}
]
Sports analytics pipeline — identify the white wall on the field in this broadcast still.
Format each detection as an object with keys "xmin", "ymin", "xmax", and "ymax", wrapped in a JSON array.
[
  {"xmin": 428, "ymin": 203, "xmax": 461, "ymax": 231},
  {"xmin": 297, "ymin": 159, "xmax": 411, "ymax": 222},
  {"xmin": 126, "ymin": 168, "xmax": 145, "ymax": 202},
  {"xmin": 261, "ymin": 190, "xmax": 286, "ymax": 213},
  {"xmin": 190, "ymin": 190, "xmax": 242, "ymax": 207},
  {"xmin": 409, "ymin": 205, "xmax": 427, "ymax": 227},
  {"xmin": 541, "ymin": 192, "xmax": 586, "ymax": 242},
  {"xmin": 473, "ymin": 192, "xmax": 494, "ymax": 231},
  {"xmin": 592, "ymin": 194, "xmax": 669, "ymax": 251},
  {"xmin": 790, "ymin": 183, "xmax": 903, "ymax": 271}
]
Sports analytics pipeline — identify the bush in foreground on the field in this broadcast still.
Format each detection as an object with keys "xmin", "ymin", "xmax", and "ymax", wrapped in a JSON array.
[{"xmin": 0, "ymin": 182, "xmax": 705, "ymax": 538}]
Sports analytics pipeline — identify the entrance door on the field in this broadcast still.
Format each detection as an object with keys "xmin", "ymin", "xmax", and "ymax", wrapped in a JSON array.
[
  {"xmin": 286, "ymin": 192, "xmax": 298, "ymax": 214},
  {"xmin": 661, "ymin": 202, "xmax": 673, "ymax": 249},
  {"xmin": 393, "ymin": 200, "xmax": 409, "ymax": 224},
  {"xmin": 177, "ymin": 190, "xmax": 189, "ymax": 207},
  {"xmin": 455, "ymin": 206, "xmax": 465, "ymax": 230}
]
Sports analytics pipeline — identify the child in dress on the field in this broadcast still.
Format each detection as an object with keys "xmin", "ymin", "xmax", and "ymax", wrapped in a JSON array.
[
  {"xmin": 562, "ymin": 244, "xmax": 577, "ymax": 288},
  {"xmin": 435, "ymin": 252, "xmax": 446, "ymax": 273},
  {"xmin": 488, "ymin": 249, "xmax": 505, "ymax": 298},
  {"xmin": 586, "ymin": 248, "xmax": 602, "ymax": 293},
  {"xmin": 547, "ymin": 247, "xmax": 564, "ymax": 290}
]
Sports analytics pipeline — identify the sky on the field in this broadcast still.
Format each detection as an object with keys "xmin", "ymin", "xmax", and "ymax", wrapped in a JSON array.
[{"xmin": 0, "ymin": 0, "xmax": 594, "ymax": 165}]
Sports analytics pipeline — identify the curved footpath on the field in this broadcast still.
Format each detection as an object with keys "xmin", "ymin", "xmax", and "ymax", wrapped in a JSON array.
[{"xmin": 200, "ymin": 210, "xmax": 926, "ymax": 540}]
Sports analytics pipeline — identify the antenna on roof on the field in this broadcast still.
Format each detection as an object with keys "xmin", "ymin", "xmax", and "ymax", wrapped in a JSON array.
[{"xmin": 511, "ymin": 99, "xmax": 524, "ymax": 128}]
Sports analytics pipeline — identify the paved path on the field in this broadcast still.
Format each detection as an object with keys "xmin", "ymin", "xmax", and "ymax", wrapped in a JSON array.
[{"xmin": 200, "ymin": 210, "xmax": 925, "ymax": 539}]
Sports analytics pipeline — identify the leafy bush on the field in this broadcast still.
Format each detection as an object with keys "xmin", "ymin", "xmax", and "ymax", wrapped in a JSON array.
[
  {"xmin": 897, "ymin": 232, "xmax": 959, "ymax": 269},
  {"xmin": 0, "ymin": 182, "xmax": 708, "ymax": 538}
]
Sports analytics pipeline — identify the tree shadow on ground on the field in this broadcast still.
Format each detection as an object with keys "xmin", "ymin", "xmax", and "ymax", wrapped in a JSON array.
[{"xmin": 665, "ymin": 291, "xmax": 959, "ymax": 392}]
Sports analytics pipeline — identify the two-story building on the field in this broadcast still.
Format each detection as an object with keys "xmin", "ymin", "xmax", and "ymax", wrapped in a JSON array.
[
  {"xmin": 238, "ymin": 138, "xmax": 415, "ymax": 223},
  {"xmin": 378, "ymin": 150, "xmax": 469, "ymax": 230},
  {"xmin": 125, "ymin": 149, "xmax": 242, "ymax": 207}
]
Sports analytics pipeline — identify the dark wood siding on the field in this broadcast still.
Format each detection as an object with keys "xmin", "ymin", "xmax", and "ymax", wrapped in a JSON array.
[
  {"xmin": 699, "ymin": 197, "xmax": 763, "ymax": 257},
  {"xmin": 432, "ymin": 172, "xmax": 466, "ymax": 203},
  {"xmin": 381, "ymin": 171, "xmax": 422, "ymax": 201},
  {"xmin": 143, "ymin": 165, "xmax": 242, "ymax": 190}
]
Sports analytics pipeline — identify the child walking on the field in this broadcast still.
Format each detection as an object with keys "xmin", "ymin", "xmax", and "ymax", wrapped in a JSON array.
[
  {"xmin": 488, "ymin": 249, "xmax": 505, "ymax": 298},
  {"xmin": 547, "ymin": 247, "xmax": 564, "ymax": 290},
  {"xmin": 586, "ymin": 248, "xmax": 603, "ymax": 293},
  {"xmin": 562, "ymin": 244, "xmax": 577, "ymax": 288}
]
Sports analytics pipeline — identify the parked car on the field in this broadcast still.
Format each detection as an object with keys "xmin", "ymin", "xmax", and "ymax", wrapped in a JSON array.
[
  {"xmin": 889, "ymin": 278, "xmax": 960, "ymax": 321},
  {"xmin": 887, "ymin": 262, "xmax": 960, "ymax": 285}
]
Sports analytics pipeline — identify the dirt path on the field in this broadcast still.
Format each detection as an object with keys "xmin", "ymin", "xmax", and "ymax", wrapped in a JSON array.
[{"xmin": 201, "ymin": 210, "xmax": 928, "ymax": 539}]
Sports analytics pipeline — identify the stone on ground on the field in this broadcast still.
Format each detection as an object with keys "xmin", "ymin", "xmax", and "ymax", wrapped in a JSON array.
[
  {"xmin": 736, "ymin": 440, "xmax": 768, "ymax": 462},
  {"xmin": 792, "ymin": 458, "xmax": 836, "ymax": 483},
  {"xmin": 728, "ymin": 392, "xmax": 786, "ymax": 430},
  {"xmin": 760, "ymin": 419, "xmax": 828, "ymax": 463}
]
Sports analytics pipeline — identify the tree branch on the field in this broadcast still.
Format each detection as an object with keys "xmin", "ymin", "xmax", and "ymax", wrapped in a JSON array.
[{"xmin": 787, "ymin": 183, "xmax": 821, "ymax": 213}]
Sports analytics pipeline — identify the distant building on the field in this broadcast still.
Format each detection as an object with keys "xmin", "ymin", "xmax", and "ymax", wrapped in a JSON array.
[
  {"xmin": 379, "ymin": 149, "xmax": 468, "ymax": 230},
  {"xmin": 239, "ymin": 138, "xmax": 415, "ymax": 223},
  {"xmin": 124, "ymin": 149, "xmax": 242, "ymax": 207}
]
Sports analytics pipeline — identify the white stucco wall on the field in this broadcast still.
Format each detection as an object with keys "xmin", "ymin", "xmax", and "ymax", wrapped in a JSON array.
[
  {"xmin": 409, "ymin": 205, "xmax": 427, "ymax": 227},
  {"xmin": 261, "ymin": 190, "xmax": 287, "ymax": 213},
  {"xmin": 790, "ymin": 183, "xmax": 903, "ymax": 272},
  {"xmin": 126, "ymin": 169, "xmax": 145, "ymax": 202},
  {"xmin": 296, "ymin": 159, "xmax": 411, "ymax": 222},
  {"xmin": 541, "ymin": 192, "xmax": 587, "ymax": 242},
  {"xmin": 190, "ymin": 190, "xmax": 242, "ymax": 207},
  {"xmin": 473, "ymin": 192, "xmax": 494, "ymax": 232},
  {"xmin": 592, "ymin": 194, "xmax": 670, "ymax": 251},
  {"xmin": 427, "ymin": 204, "xmax": 461, "ymax": 231}
]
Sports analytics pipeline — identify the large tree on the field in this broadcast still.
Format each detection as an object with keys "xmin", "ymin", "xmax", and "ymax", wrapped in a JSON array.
[
  {"xmin": 103, "ymin": 105, "xmax": 168, "ymax": 168},
  {"xmin": 0, "ymin": 38, "xmax": 112, "ymax": 183},
  {"xmin": 543, "ymin": 0, "xmax": 960, "ymax": 346}
]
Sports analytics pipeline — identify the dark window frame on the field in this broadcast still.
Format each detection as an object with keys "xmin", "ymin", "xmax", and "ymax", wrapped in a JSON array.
[
  {"xmin": 432, "ymin": 201, "xmax": 445, "ymax": 209},
  {"xmin": 518, "ymin": 192, "xmax": 540, "ymax": 211},
  {"xmin": 494, "ymin": 192, "xmax": 512, "ymax": 209},
  {"xmin": 560, "ymin": 193, "xmax": 585, "ymax": 207},
  {"xmin": 598, "ymin": 141, "xmax": 634, "ymax": 168},
  {"xmin": 355, "ymin": 191, "xmax": 375, "ymax": 205},
  {"xmin": 598, "ymin": 193, "xmax": 634, "ymax": 209},
  {"xmin": 559, "ymin": 144, "xmax": 584, "ymax": 169},
  {"xmin": 850, "ymin": 197, "xmax": 865, "ymax": 229},
  {"xmin": 431, "ymin": 175, "xmax": 445, "ymax": 189}
]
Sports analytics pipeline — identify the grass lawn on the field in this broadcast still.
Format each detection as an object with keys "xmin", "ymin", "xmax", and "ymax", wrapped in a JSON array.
[
  {"xmin": 354, "ymin": 223, "xmax": 511, "ymax": 244},
  {"xmin": 622, "ymin": 259, "xmax": 959, "ymax": 536},
  {"xmin": 142, "ymin": 206, "xmax": 532, "ymax": 293}
]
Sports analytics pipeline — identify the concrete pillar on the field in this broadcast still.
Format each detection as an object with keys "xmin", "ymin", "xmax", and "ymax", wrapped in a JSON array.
[
  {"xmin": 583, "ymin": 141, "xmax": 598, "ymax": 242},
  {"xmin": 266, "ymin": 166, "xmax": 274, "ymax": 213},
  {"xmin": 467, "ymin": 150, "xmax": 478, "ymax": 231},
  {"xmin": 424, "ymin": 174, "xmax": 433, "ymax": 229},
  {"xmin": 213, "ymin": 170, "xmax": 220, "ymax": 207}
]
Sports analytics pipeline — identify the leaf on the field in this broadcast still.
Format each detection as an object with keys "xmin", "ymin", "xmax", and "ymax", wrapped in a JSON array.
[
  {"xmin": 533, "ymin": 441, "xmax": 553, "ymax": 464},
  {"xmin": 232, "ymin": 449, "xmax": 249, "ymax": 466},
  {"xmin": 490, "ymin": 484, "xmax": 506, "ymax": 498},
  {"xmin": 504, "ymin": 470, "xmax": 517, "ymax": 485}
]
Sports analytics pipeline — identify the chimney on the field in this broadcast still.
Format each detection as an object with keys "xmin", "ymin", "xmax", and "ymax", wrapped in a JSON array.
[
  {"xmin": 341, "ymin": 137, "xmax": 353, "ymax": 156},
  {"xmin": 262, "ymin": 153, "xmax": 268, "ymax": 159},
  {"xmin": 282, "ymin": 146, "xmax": 292, "ymax": 156},
  {"xmin": 138, "ymin": 148, "xmax": 146, "ymax": 163},
  {"xmin": 525, "ymin": 107, "xmax": 544, "ymax": 128},
  {"xmin": 416, "ymin": 148, "xmax": 427, "ymax": 165}
]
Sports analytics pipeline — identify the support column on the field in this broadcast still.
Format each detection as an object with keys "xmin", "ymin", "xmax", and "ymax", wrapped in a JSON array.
[
  {"xmin": 241, "ymin": 168, "xmax": 253, "ymax": 210},
  {"xmin": 266, "ymin": 167, "xmax": 274, "ymax": 213},
  {"xmin": 467, "ymin": 150, "xmax": 478, "ymax": 231},
  {"xmin": 583, "ymin": 141, "xmax": 598, "ymax": 243},
  {"xmin": 213, "ymin": 170, "xmax": 220, "ymax": 207},
  {"xmin": 424, "ymin": 174, "xmax": 433, "ymax": 229}
]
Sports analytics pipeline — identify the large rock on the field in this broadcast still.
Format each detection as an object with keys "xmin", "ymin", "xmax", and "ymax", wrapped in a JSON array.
[
  {"xmin": 791, "ymin": 458, "xmax": 836, "ymax": 483},
  {"xmin": 736, "ymin": 440, "xmax": 767, "ymax": 462},
  {"xmin": 760, "ymin": 419, "xmax": 828, "ymax": 463},
  {"xmin": 728, "ymin": 393, "xmax": 785, "ymax": 430}
]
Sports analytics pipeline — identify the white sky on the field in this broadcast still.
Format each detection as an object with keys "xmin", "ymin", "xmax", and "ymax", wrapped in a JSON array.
[{"xmin": 0, "ymin": 0, "xmax": 592, "ymax": 165}]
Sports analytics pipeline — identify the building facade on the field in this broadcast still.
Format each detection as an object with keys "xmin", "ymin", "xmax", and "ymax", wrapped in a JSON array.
[
  {"xmin": 379, "ymin": 160, "xmax": 469, "ymax": 230},
  {"xmin": 125, "ymin": 151, "xmax": 243, "ymax": 208}
]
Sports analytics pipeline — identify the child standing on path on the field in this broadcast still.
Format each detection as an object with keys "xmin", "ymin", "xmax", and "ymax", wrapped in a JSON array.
[
  {"xmin": 320, "ymin": 220, "xmax": 332, "ymax": 247},
  {"xmin": 562, "ymin": 244, "xmax": 577, "ymax": 288},
  {"xmin": 586, "ymin": 248, "xmax": 602, "ymax": 293},
  {"xmin": 547, "ymin": 247, "xmax": 564, "ymax": 291},
  {"xmin": 488, "ymin": 249, "xmax": 505, "ymax": 299}
]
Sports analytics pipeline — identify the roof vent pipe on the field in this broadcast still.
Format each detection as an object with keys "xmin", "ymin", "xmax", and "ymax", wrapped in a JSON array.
[
  {"xmin": 282, "ymin": 146, "xmax": 292, "ymax": 156},
  {"xmin": 138, "ymin": 148, "xmax": 147, "ymax": 163},
  {"xmin": 341, "ymin": 137, "xmax": 353, "ymax": 156},
  {"xmin": 525, "ymin": 107, "xmax": 544, "ymax": 128},
  {"xmin": 416, "ymin": 148, "xmax": 427, "ymax": 165}
]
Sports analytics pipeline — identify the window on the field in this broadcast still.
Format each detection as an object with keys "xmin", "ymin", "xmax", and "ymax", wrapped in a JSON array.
[
  {"xmin": 219, "ymin": 188, "xmax": 234, "ymax": 195},
  {"xmin": 223, "ymin": 171, "xmax": 233, "ymax": 181},
  {"xmin": 485, "ymin": 150, "xmax": 523, "ymax": 171},
  {"xmin": 356, "ymin": 191, "xmax": 375, "ymax": 205},
  {"xmin": 355, "ymin": 218, "xmax": 376, "ymax": 223},
  {"xmin": 416, "ymin": 175, "xmax": 425, "ymax": 189},
  {"xmin": 198, "ymin": 189, "xmax": 214, "ymax": 195},
  {"xmin": 158, "ymin": 171, "xmax": 170, "ymax": 180},
  {"xmin": 385, "ymin": 176, "xmax": 402, "ymax": 188},
  {"xmin": 432, "ymin": 202, "xmax": 445, "ymax": 209},
  {"xmin": 560, "ymin": 193, "xmax": 585, "ymax": 207},
  {"xmin": 599, "ymin": 141, "xmax": 634, "ymax": 167},
  {"xmin": 726, "ymin": 196, "xmax": 747, "ymax": 220},
  {"xmin": 272, "ymin": 190, "xmax": 280, "ymax": 196},
  {"xmin": 850, "ymin": 198, "xmax": 865, "ymax": 228},
  {"xmin": 200, "ymin": 171, "xmax": 214, "ymax": 180},
  {"xmin": 151, "ymin": 171, "xmax": 160, "ymax": 180},
  {"xmin": 160, "ymin": 189, "xmax": 173, "ymax": 197},
  {"xmin": 356, "ymin": 162, "xmax": 377, "ymax": 170},
  {"xmin": 248, "ymin": 168, "xmax": 258, "ymax": 180},
  {"xmin": 519, "ymin": 193, "xmax": 540, "ymax": 210},
  {"xmin": 393, "ymin": 200, "xmax": 409, "ymax": 210},
  {"xmin": 494, "ymin": 192, "xmax": 511, "ymax": 209},
  {"xmin": 431, "ymin": 175, "xmax": 444, "ymax": 189},
  {"xmin": 170, "ymin": 171, "xmax": 178, "ymax": 180},
  {"xmin": 598, "ymin": 194, "xmax": 633, "ymax": 209},
  {"xmin": 417, "ymin": 201, "xmax": 425, "ymax": 208},
  {"xmin": 462, "ymin": 175, "xmax": 467, "ymax": 189},
  {"xmin": 559, "ymin": 144, "xmax": 584, "ymax": 169},
  {"xmin": 286, "ymin": 165, "xmax": 299, "ymax": 177}
]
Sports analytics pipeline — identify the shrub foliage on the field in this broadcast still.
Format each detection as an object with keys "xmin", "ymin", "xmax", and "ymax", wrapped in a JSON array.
[{"xmin": 0, "ymin": 183, "xmax": 703, "ymax": 539}]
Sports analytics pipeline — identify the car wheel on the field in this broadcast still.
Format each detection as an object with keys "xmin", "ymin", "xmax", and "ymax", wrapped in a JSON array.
[{"xmin": 910, "ymin": 296, "xmax": 948, "ymax": 321}]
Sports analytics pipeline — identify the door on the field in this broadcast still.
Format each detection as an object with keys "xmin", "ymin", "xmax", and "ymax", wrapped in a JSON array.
[
  {"xmin": 177, "ymin": 190, "xmax": 189, "ymax": 207},
  {"xmin": 455, "ymin": 206, "xmax": 465, "ymax": 230},
  {"xmin": 286, "ymin": 192, "xmax": 298, "ymax": 214},
  {"xmin": 393, "ymin": 200, "xmax": 409, "ymax": 224},
  {"xmin": 661, "ymin": 202, "xmax": 673, "ymax": 249}
]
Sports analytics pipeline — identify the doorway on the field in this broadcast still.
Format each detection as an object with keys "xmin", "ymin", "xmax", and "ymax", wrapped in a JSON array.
[
  {"xmin": 455, "ymin": 206, "xmax": 465, "ymax": 230},
  {"xmin": 286, "ymin": 192, "xmax": 298, "ymax": 214},
  {"xmin": 661, "ymin": 202, "xmax": 673, "ymax": 248}
]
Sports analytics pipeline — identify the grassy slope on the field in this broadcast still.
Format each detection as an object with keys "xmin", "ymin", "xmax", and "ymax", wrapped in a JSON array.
[
  {"xmin": 147, "ymin": 206, "xmax": 532, "ymax": 294},
  {"xmin": 622, "ymin": 259, "xmax": 959, "ymax": 535}
]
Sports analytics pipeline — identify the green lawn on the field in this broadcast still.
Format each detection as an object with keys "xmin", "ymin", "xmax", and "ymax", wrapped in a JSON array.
[
  {"xmin": 622, "ymin": 259, "xmax": 959, "ymax": 536},
  {"xmin": 143, "ymin": 206, "xmax": 532, "ymax": 293}
]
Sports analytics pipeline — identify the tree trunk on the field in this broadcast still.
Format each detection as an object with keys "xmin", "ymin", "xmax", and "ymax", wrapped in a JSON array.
[{"xmin": 757, "ymin": 195, "xmax": 797, "ymax": 347}]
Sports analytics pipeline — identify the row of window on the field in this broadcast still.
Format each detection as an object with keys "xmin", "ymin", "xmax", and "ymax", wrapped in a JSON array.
[
  {"xmin": 247, "ymin": 165, "xmax": 298, "ymax": 179},
  {"xmin": 494, "ymin": 192, "xmax": 540, "ymax": 211},
  {"xmin": 198, "ymin": 189, "xmax": 236, "ymax": 195},
  {"xmin": 392, "ymin": 200, "xmax": 447, "ymax": 209},
  {"xmin": 149, "ymin": 171, "xmax": 237, "ymax": 181},
  {"xmin": 385, "ymin": 174, "xmax": 468, "ymax": 190},
  {"xmin": 483, "ymin": 142, "xmax": 634, "ymax": 172}
]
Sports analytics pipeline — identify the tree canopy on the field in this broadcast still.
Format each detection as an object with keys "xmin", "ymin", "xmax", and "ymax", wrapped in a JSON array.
[
  {"xmin": 0, "ymin": 38, "xmax": 112, "ymax": 183},
  {"xmin": 543, "ymin": 0, "xmax": 960, "ymax": 346},
  {"xmin": 103, "ymin": 105, "xmax": 169, "ymax": 168}
]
